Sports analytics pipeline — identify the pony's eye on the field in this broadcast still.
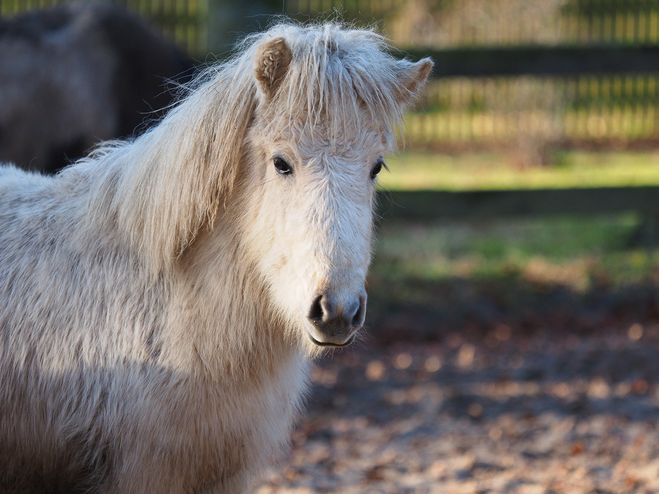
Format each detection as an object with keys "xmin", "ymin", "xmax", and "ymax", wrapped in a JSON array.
[
  {"xmin": 273, "ymin": 157, "xmax": 293, "ymax": 175},
  {"xmin": 370, "ymin": 160, "xmax": 384, "ymax": 180}
]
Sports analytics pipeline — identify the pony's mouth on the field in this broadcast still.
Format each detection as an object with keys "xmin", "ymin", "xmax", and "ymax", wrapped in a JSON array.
[{"xmin": 306, "ymin": 332, "xmax": 356, "ymax": 347}]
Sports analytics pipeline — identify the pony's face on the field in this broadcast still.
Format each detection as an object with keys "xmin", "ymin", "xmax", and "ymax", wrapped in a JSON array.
[
  {"xmin": 240, "ymin": 35, "xmax": 431, "ymax": 352},
  {"xmin": 244, "ymin": 125, "xmax": 381, "ymax": 350}
]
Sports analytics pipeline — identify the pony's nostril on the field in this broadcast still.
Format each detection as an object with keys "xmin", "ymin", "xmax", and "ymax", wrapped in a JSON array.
[
  {"xmin": 350, "ymin": 295, "xmax": 366, "ymax": 328},
  {"xmin": 308, "ymin": 295, "xmax": 324, "ymax": 323}
]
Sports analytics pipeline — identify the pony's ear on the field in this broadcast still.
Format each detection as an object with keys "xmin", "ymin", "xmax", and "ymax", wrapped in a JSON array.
[
  {"xmin": 254, "ymin": 37, "xmax": 293, "ymax": 100},
  {"xmin": 394, "ymin": 58, "xmax": 433, "ymax": 106}
]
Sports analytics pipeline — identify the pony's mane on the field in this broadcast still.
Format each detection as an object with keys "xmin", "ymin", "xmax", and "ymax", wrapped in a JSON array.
[{"xmin": 66, "ymin": 22, "xmax": 414, "ymax": 272}]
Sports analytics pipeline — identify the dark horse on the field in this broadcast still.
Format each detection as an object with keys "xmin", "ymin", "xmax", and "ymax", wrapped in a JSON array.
[{"xmin": 0, "ymin": 2, "xmax": 194, "ymax": 174}]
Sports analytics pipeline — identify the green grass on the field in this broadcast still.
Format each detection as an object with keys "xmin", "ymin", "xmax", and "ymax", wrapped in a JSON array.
[
  {"xmin": 381, "ymin": 151, "xmax": 659, "ymax": 191},
  {"xmin": 371, "ymin": 214, "xmax": 658, "ymax": 292},
  {"xmin": 369, "ymin": 150, "xmax": 659, "ymax": 319}
]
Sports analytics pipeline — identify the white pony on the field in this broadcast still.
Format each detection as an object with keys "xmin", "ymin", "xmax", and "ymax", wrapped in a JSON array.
[{"xmin": 0, "ymin": 22, "xmax": 431, "ymax": 493}]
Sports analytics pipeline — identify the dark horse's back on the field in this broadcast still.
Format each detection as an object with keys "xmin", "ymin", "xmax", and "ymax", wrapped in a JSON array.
[{"xmin": 0, "ymin": 2, "xmax": 194, "ymax": 174}]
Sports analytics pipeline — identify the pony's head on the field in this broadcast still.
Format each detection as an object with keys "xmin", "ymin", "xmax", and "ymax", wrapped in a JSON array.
[
  {"xmin": 100, "ymin": 23, "xmax": 430, "ymax": 354},
  {"xmin": 234, "ymin": 24, "xmax": 432, "ymax": 351}
]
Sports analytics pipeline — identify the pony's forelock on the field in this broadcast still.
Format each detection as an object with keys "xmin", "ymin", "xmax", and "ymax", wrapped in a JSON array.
[{"xmin": 240, "ymin": 22, "xmax": 407, "ymax": 145}]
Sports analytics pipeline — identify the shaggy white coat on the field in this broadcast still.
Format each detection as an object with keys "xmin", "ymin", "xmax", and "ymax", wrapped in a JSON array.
[{"xmin": 0, "ymin": 22, "xmax": 431, "ymax": 493}]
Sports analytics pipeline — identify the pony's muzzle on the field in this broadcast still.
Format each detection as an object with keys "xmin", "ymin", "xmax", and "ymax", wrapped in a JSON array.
[{"xmin": 306, "ymin": 291, "xmax": 366, "ymax": 346}]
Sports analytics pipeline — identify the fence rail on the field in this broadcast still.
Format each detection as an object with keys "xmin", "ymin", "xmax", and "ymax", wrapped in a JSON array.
[
  {"xmin": 378, "ymin": 187, "xmax": 659, "ymax": 221},
  {"xmin": 406, "ymin": 46, "xmax": 659, "ymax": 77}
]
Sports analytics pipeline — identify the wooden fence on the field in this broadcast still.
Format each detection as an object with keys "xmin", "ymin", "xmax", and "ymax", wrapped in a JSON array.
[
  {"xmin": 404, "ymin": 47, "xmax": 659, "ymax": 152},
  {"xmin": 382, "ymin": 43, "xmax": 659, "ymax": 227}
]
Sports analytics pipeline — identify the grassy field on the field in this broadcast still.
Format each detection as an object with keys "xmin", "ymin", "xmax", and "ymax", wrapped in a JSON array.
[
  {"xmin": 369, "ymin": 152, "xmax": 659, "ymax": 334},
  {"xmin": 371, "ymin": 214, "xmax": 656, "ymax": 290},
  {"xmin": 374, "ymin": 150, "xmax": 659, "ymax": 290},
  {"xmin": 381, "ymin": 150, "xmax": 659, "ymax": 190}
]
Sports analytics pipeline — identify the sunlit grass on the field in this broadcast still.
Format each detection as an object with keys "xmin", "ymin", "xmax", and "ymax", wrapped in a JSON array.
[
  {"xmin": 381, "ymin": 151, "xmax": 659, "ymax": 191},
  {"xmin": 371, "ymin": 151, "xmax": 659, "ymax": 312},
  {"xmin": 371, "ymin": 215, "xmax": 659, "ymax": 293}
]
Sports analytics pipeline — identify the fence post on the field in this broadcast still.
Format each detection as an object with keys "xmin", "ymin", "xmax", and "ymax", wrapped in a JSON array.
[{"xmin": 204, "ymin": 0, "xmax": 280, "ymax": 57}]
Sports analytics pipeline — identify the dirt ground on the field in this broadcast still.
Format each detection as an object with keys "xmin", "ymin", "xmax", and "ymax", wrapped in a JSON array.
[{"xmin": 253, "ymin": 323, "xmax": 659, "ymax": 494}]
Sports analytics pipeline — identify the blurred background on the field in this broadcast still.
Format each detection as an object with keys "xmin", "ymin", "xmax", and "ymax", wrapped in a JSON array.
[{"xmin": 5, "ymin": 0, "xmax": 659, "ymax": 491}]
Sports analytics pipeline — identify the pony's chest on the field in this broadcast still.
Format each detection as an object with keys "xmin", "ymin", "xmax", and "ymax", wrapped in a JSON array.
[
  {"xmin": 190, "ymin": 353, "xmax": 308, "ymax": 432},
  {"xmin": 226, "ymin": 354, "xmax": 310, "ymax": 443},
  {"xmin": 173, "ymin": 356, "xmax": 310, "ymax": 488}
]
